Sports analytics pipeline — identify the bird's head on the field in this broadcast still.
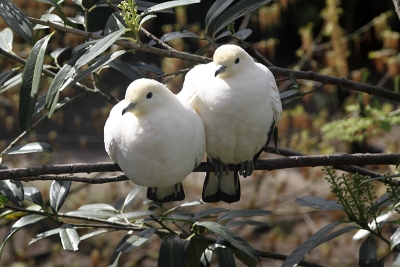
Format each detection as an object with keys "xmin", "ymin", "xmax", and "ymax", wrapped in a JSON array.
[
  {"xmin": 213, "ymin": 44, "xmax": 253, "ymax": 78},
  {"xmin": 122, "ymin": 78, "xmax": 171, "ymax": 116}
]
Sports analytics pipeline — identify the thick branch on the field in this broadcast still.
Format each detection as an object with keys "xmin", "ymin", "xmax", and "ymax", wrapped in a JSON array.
[{"xmin": 1, "ymin": 153, "xmax": 398, "ymax": 181}]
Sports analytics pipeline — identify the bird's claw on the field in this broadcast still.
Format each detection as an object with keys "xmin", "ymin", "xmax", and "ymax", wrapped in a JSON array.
[
  {"xmin": 239, "ymin": 161, "xmax": 254, "ymax": 178},
  {"xmin": 212, "ymin": 158, "xmax": 229, "ymax": 179}
]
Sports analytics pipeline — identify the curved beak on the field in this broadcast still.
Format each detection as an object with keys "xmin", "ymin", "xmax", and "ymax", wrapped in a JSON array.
[
  {"xmin": 215, "ymin": 65, "xmax": 226, "ymax": 77},
  {"xmin": 122, "ymin": 102, "xmax": 136, "ymax": 115}
]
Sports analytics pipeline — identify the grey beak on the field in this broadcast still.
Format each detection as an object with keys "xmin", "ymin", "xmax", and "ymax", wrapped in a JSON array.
[
  {"xmin": 215, "ymin": 65, "xmax": 226, "ymax": 77},
  {"xmin": 122, "ymin": 102, "xmax": 136, "ymax": 115}
]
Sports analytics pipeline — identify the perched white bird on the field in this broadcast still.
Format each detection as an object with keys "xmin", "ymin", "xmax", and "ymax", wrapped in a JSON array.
[
  {"xmin": 179, "ymin": 44, "xmax": 282, "ymax": 203},
  {"xmin": 104, "ymin": 78, "xmax": 206, "ymax": 203}
]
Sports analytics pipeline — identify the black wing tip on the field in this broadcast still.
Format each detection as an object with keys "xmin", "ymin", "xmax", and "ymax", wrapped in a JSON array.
[
  {"xmin": 146, "ymin": 183, "xmax": 185, "ymax": 203},
  {"xmin": 201, "ymin": 172, "xmax": 241, "ymax": 204}
]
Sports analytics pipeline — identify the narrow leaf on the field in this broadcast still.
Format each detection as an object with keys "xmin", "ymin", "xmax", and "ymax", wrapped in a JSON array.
[
  {"xmin": 131, "ymin": 62, "xmax": 164, "ymax": 75},
  {"xmin": 80, "ymin": 229, "xmax": 111, "ymax": 241},
  {"xmin": 123, "ymin": 186, "xmax": 144, "ymax": 210},
  {"xmin": 50, "ymin": 46, "xmax": 69, "ymax": 61},
  {"xmin": 148, "ymin": 30, "xmax": 199, "ymax": 46},
  {"xmin": 107, "ymin": 59, "xmax": 145, "ymax": 80},
  {"xmin": 205, "ymin": 0, "xmax": 234, "ymax": 32},
  {"xmin": 226, "ymin": 220, "xmax": 272, "ymax": 228},
  {"xmin": 104, "ymin": 13, "xmax": 127, "ymax": 36},
  {"xmin": 359, "ymin": 235, "xmax": 378, "ymax": 267},
  {"xmin": 142, "ymin": 0, "xmax": 200, "ymax": 15},
  {"xmin": 0, "ymin": 72, "xmax": 22, "ymax": 94},
  {"xmin": 0, "ymin": 0, "xmax": 33, "ymax": 44},
  {"xmin": 36, "ymin": 0, "xmax": 70, "ymax": 26},
  {"xmin": 233, "ymin": 29, "xmax": 252, "ymax": 40},
  {"xmin": 0, "ymin": 70, "xmax": 14, "ymax": 86},
  {"xmin": 282, "ymin": 221, "xmax": 343, "ymax": 267},
  {"xmin": 217, "ymin": 209, "xmax": 271, "ymax": 222},
  {"xmin": 19, "ymin": 33, "xmax": 52, "ymax": 130},
  {"xmin": 29, "ymin": 228, "xmax": 61, "ymax": 244},
  {"xmin": 193, "ymin": 208, "xmax": 227, "ymax": 220},
  {"xmin": 120, "ymin": 210, "xmax": 156, "ymax": 220},
  {"xmin": 24, "ymin": 187, "xmax": 44, "ymax": 207},
  {"xmin": 109, "ymin": 230, "xmax": 133, "ymax": 267},
  {"xmin": 158, "ymin": 234, "xmax": 186, "ymax": 267},
  {"xmin": 0, "ymin": 214, "xmax": 45, "ymax": 258},
  {"xmin": 0, "ymin": 28, "xmax": 13, "ymax": 51},
  {"xmin": 66, "ymin": 210, "xmax": 116, "ymax": 219},
  {"xmin": 139, "ymin": 14, "xmax": 157, "ymax": 26},
  {"xmin": 59, "ymin": 223, "xmax": 80, "ymax": 251},
  {"xmin": 78, "ymin": 203, "xmax": 116, "ymax": 211},
  {"xmin": 0, "ymin": 180, "xmax": 24, "ymax": 206},
  {"xmin": 185, "ymin": 238, "xmax": 209, "ymax": 267},
  {"xmin": 50, "ymin": 180, "xmax": 71, "ymax": 213},
  {"xmin": 317, "ymin": 226, "xmax": 359, "ymax": 246},
  {"xmin": 195, "ymin": 221, "xmax": 259, "ymax": 261},
  {"xmin": 74, "ymin": 29, "xmax": 125, "ymax": 70},
  {"xmin": 295, "ymin": 196, "xmax": 344, "ymax": 211},
  {"xmin": 212, "ymin": 0, "xmax": 272, "ymax": 37},
  {"xmin": 117, "ymin": 227, "xmax": 157, "ymax": 253},
  {"xmin": 4, "ymin": 142, "xmax": 53, "ymax": 155}
]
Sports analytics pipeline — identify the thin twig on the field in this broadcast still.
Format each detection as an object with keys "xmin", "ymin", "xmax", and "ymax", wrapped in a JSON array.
[
  {"xmin": 152, "ymin": 68, "xmax": 190, "ymax": 79},
  {"xmin": 140, "ymin": 27, "xmax": 176, "ymax": 52}
]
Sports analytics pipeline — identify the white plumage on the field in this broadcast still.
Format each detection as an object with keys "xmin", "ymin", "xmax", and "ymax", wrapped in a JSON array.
[
  {"xmin": 179, "ymin": 44, "xmax": 282, "ymax": 203},
  {"xmin": 104, "ymin": 78, "xmax": 206, "ymax": 202}
]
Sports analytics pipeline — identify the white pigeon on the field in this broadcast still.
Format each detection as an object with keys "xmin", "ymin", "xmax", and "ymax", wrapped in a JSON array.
[
  {"xmin": 179, "ymin": 44, "xmax": 282, "ymax": 203},
  {"xmin": 104, "ymin": 78, "xmax": 206, "ymax": 203}
]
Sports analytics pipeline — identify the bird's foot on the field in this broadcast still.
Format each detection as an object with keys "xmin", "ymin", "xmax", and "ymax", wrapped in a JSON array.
[
  {"xmin": 212, "ymin": 158, "xmax": 229, "ymax": 178},
  {"xmin": 239, "ymin": 161, "xmax": 254, "ymax": 178}
]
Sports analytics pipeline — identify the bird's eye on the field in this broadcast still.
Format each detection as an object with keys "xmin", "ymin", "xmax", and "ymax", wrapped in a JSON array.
[
  {"xmin": 146, "ymin": 92, "xmax": 153, "ymax": 99},
  {"xmin": 235, "ymin": 58, "xmax": 240, "ymax": 64}
]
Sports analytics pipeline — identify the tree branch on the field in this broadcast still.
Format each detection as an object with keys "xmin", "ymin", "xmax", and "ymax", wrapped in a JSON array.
[{"xmin": 1, "ymin": 153, "xmax": 398, "ymax": 181}]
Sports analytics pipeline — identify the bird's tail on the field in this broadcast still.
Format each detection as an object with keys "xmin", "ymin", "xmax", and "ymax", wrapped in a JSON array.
[
  {"xmin": 202, "ymin": 171, "xmax": 240, "ymax": 203},
  {"xmin": 147, "ymin": 182, "xmax": 185, "ymax": 203}
]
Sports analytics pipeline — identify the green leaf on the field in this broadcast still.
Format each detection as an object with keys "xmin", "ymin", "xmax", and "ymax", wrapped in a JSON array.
[
  {"xmin": 0, "ymin": 27, "xmax": 13, "ymax": 52},
  {"xmin": 0, "ymin": 0, "xmax": 33, "ymax": 44},
  {"xmin": 119, "ymin": 210, "xmax": 156, "ymax": 220},
  {"xmin": 39, "ymin": 13, "xmax": 64, "ymax": 24},
  {"xmin": 215, "ymin": 244, "xmax": 236, "ymax": 267},
  {"xmin": 164, "ymin": 199, "xmax": 205, "ymax": 215},
  {"xmin": 0, "ymin": 214, "xmax": 45, "ymax": 258},
  {"xmin": 36, "ymin": 0, "xmax": 70, "ymax": 26},
  {"xmin": 216, "ymin": 209, "xmax": 271, "ymax": 222},
  {"xmin": 66, "ymin": 210, "xmax": 116, "ymax": 219},
  {"xmin": 0, "ymin": 70, "xmax": 14, "ymax": 86},
  {"xmin": 193, "ymin": 208, "xmax": 227, "ymax": 220},
  {"xmin": 359, "ymin": 236, "xmax": 378, "ymax": 267},
  {"xmin": 395, "ymin": 74, "xmax": 400, "ymax": 93},
  {"xmin": 205, "ymin": 0, "xmax": 234, "ymax": 33},
  {"xmin": 282, "ymin": 221, "xmax": 343, "ymax": 267},
  {"xmin": 59, "ymin": 223, "xmax": 80, "ymax": 251},
  {"xmin": 148, "ymin": 30, "xmax": 200, "ymax": 46},
  {"xmin": 19, "ymin": 33, "xmax": 52, "ymax": 130},
  {"xmin": 142, "ymin": 0, "xmax": 200, "ymax": 15},
  {"xmin": 123, "ymin": 186, "xmax": 144, "ymax": 210},
  {"xmin": 24, "ymin": 187, "xmax": 44, "ymax": 207},
  {"xmin": 391, "ymin": 227, "xmax": 400, "ymax": 250},
  {"xmin": 212, "ymin": 0, "xmax": 272, "ymax": 37},
  {"xmin": 131, "ymin": 62, "xmax": 164, "ymax": 75},
  {"xmin": 29, "ymin": 228, "xmax": 61, "ymax": 244},
  {"xmin": 195, "ymin": 221, "xmax": 259, "ymax": 261},
  {"xmin": 80, "ymin": 229, "xmax": 111, "ymax": 241},
  {"xmin": 158, "ymin": 234, "xmax": 186, "ymax": 267},
  {"xmin": 295, "ymin": 196, "xmax": 344, "ymax": 211},
  {"xmin": 50, "ymin": 180, "xmax": 71, "ymax": 213},
  {"xmin": 46, "ymin": 48, "xmax": 86, "ymax": 119},
  {"xmin": 78, "ymin": 203, "xmax": 117, "ymax": 211},
  {"xmin": 184, "ymin": 238, "xmax": 209, "ymax": 267},
  {"xmin": 139, "ymin": 14, "xmax": 157, "ymax": 27},
  {"xmin": 317, "ymin": 226, "xmax": 359, "ymax": 246},
  {"xmin": 107, "ymin": 59, "xmax": 145, "ymax": 80},
  {"xmin": 0, "ymin": 72, "xmax": 22, "ymax": 94},
  {"xmin": 109, "ymin": 230, "xmax": 133, "ymax": 267},
  {"xmin": 104, "ymin": 13, "xmax": 127, "ymax": 36},
  {"xmin": 74, "ymin": 29, "xmax": 125, "ymax": 70},
  {"xmin": 226, "ymin": 220, "xmax": 272, "ymax": 228},
  {"xmin": 233, "ymin": 29, "xmax": 252, "ymax": 40},
  {"xmin": 116, "ymin": 227, "xmax": 157, "ymax": 253},
  {"xmin": 0, "ymin": 180, "xmax": 24, "ymax": 206},
  {"xmin": 233, "ymin": 248, "xmax": 258, "ymax": 267},
  {"xmin": 3, "ymin": 142, "xmax": 53, "ymax": 155}
]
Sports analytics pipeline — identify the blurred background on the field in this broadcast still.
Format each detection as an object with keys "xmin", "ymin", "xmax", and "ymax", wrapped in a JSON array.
[{"xmin": 1, "ymin": 0, "xmax": 400, "ymax": 266}]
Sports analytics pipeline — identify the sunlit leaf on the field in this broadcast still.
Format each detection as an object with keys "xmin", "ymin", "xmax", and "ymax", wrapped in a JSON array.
[
  {"xmin": 195, "ymin": 221, "xmax": 259, "ymax": 261},
  {"xmin": 3, "ymin": 142, "xmax": 53, "ymax": 155},
  {"xmin": 0, "ymin": 70, "xmax": 14, "ymax": 86},
  {"xmin": 78, "ymin": 203, "xmax": 117, "ymax": 211},
  {"xmin": 0, "ymin": 72, "xmax": 22, "ymax": 93},
  {"xmin": 0, "ymin": 28, "xmax": 13, "ymax": 51},
  {"xmin": 148, "ymin": 30, "xmax": 199, "ymax": 46},
  {"xmin": 139, "ymin": 14, "xmax": 157, "ymax": 26},
  {"xmin": 392, "ymin": 227, "xmax": 400, "ymax": 250},
  {"xmin": 117, "ymin": 227, "xmax": 157, "ymax": 253},
  {"xmin": 233, "ymin": 29, "xmax": 252, "ymax": 40},
  {"xmin": 122, "ymin": 186, "xmax": 144, "ymax": 210},
  {"xmin": 80, "ymin": 229, "xmax": 111, "ymax": 241},
  {"xmin": 66, "ymin": 210, "xmax": 116, "ymax": 219},
  {"xmin": 0, "ymin": 0, "xmax": 32, "ymax": 44},
  {"xmin": 36, "ymin": 0, "xmax": 71, "ymax": 26},
  {"xmin": 109, "ymin": 230, "xmax": 132, "ymax": 267},
  {"xmin": 74, "ymin": 29, "xmax": 125, "ymax": 70},
  {"xmin": 359, "ymin": 235, "xmax": 377, "ymax": 267},
  {"xmin": 0, "ymin": 180, "xmax": 23, "ymax": 206},
  {"xmin": 50, "ymin": 180, "xmax": 71, "ymax": 213},
  {"xmin": 19, "ymin": 33, "xmax": 52, "ymax": 130},
  {"xmin": 104, "ymin": 13, "xmax": 127, "ymax": 36},
  {"xmin": 0, "ymin": 214, "xmax": 45, "ymax": 258},
  {"xmin": 120, "ymin": 210, "xmax": 156, "ymax": 220},
  {"xmin": 282, "ymin": 221, "xmax": 343, "ymax": 267},
  {"xmin": 158, "ymin": 234, "xmax": 186, "ymax": 267},
  {"xmin": 29, "ymin": 228, "xmax": 61, "ymax": 244},
  {"xmin": 295, "ymin": 196, "xmax": 344, "ymax": 211},
  {"xmin": 24, "ymin": 187, "xmax": 44, "ymax": 207},
  {"xmin": 142, "ymin": 0, "xmax": 200, "ymax": 15},
  {"xmin": 59, "ymin": 224, "xmax": 80, "ymax": 251},
  {"xmin": 39, "ymin": 13, "xmax": 64, "ymax": 24},
  {"xmin": 216, "ymin": 209, "xmax": 271, "ymax": 222}
]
